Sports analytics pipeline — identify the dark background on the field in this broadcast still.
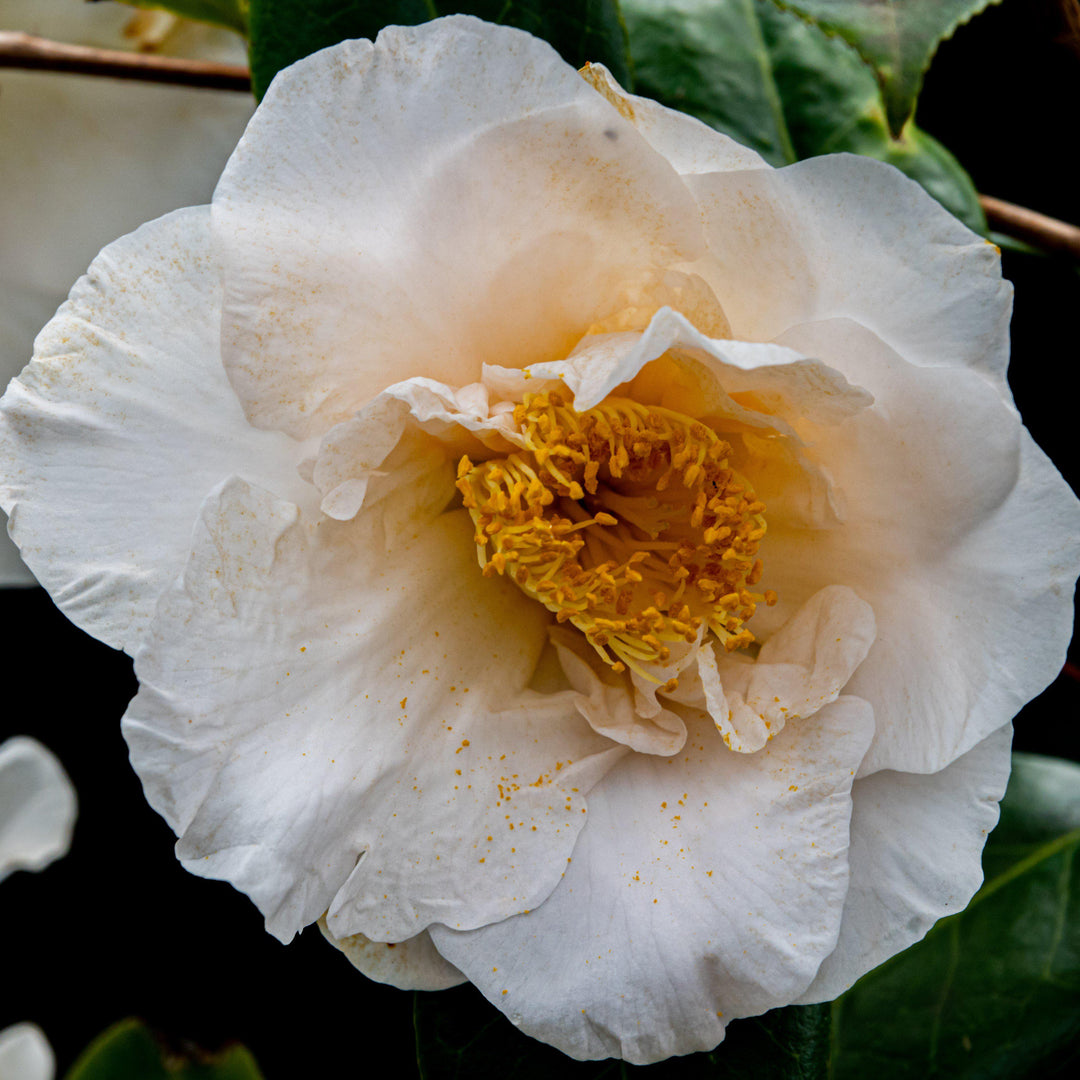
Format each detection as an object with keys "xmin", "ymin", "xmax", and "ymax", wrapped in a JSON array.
[{"xmin": 2, "ymin": 0, "xmax": 1079, "ymax": 1074}]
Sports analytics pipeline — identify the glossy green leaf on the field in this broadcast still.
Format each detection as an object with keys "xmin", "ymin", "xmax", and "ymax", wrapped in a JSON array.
[
  {"xmin": 767, "ymin": 0, "xmax": 1003, "ymax": 135},
  {"xmin": 415, "ymin": 983, "xmax": 831, "ymax": 1078},
  {"xmin": 64, "ymin": 1018, "xmax": 264, "ymax": 1080},
  {"xmin": 115, "ymin": 1, "xmax": 250, "ymax": 35},
  {"xmin": 831, "ymin": 753, "xmax": 1080, "ymax": 1079},
  {"xmin": 623, "ymin": 0, "xmax": 984, "ymax": 232},
  {"xmin": 246, "ymin": 1, "xmax": 630, "ymax": 101}
]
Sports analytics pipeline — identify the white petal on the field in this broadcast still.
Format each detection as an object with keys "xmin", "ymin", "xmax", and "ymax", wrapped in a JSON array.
[
  {"xmin": 0, "ymin": 737, "xmax": 76, "ymax": 884},
  {"xmin": 798, "ymin": 722, "xmax": 1013, "ymax": 1002},
  {"xmin": 213, "ymin": 16, "xmax": 705, "ymax": 438},
  {"xmin": 124, "ymin": 477, "xmax": 621, "ymax": 944},
  {"xmin": 0, "ymin": 2, "xmax": 252, "ymax": 585},
  {"xmin": 0, "ymin": 1023, "xmax": 54, "ymax": 1080},
  {"xmin": 764, "ymin": 318, "xmax": 1080, "ymax": 774},
  {"xmin": 430, "ymin": 698, "xmax": 874, "ymax": 1064},
  {"xmin": 688, "ymin": 154, "xmax": 1012, "ymax": 380},
  {"xmin": 313, "ymin": 377, "xmax": 516, "ymax": 523},
  {"xmin": 551, "ymin": 626, "xmax": 689, "ymax": 756},
  {"xmin": 318, "ymin": 918, "xmax": 466, "ymax": 991},
  {"xmin": 493, "ymin": 306, "xmax": 870, "ymax": 430},
  {"xmin": 579, "ymin": 64, "xmax": 770, "ymax": 176},
  {"xmin": 0, "ymin": 208, "xmax": 315, "ymax": 654},
  {"xmin": 704, "ymin": 585, "xmax": 877, "ymax": 752}
]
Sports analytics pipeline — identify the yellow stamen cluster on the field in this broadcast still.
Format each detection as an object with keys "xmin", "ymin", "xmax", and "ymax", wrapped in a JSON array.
[{"xmin": 456, "ymin": 390, "xmax": 776, "ymax": 685}]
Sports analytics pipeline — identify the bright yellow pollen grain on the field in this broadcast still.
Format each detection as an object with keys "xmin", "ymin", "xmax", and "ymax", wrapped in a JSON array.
[{"xmin": 456, "ymin": 389, "xmax": 773, "ymax": 680}]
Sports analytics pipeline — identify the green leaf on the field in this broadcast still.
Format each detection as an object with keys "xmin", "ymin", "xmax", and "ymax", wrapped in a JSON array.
[
  {"xmin": 64, "ymin": 1018, "xmax": 264, "ymax": 1080},
  {"xmin": 831, "ymin": 753, "xmax": 1080, "ymax": 1079},
  {"xmin": 622, "ymin": 0, "xmax": 984, "ymax": 233},
  {"xmin": 414, "ymin": 983, "xmax": 831, "ymax": 1078},
  {"xmin": 115, "ymin": 1, "xmax": 251, "ymax": 36},
  {"xmin": 246, "ymin": 1, "xmax": 631, "ymax": 101},
  {"xmin": 767, "ymin": 0, "xmax": 1003, "ymax": 136}
]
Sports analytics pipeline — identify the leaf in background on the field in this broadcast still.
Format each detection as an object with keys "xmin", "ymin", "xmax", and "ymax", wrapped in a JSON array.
[
  {"xmin": 622, "ymin": 0, "xmax": 984, "ymax": 233},
  {"xmin": 767, "ymin": 0, "xmax": 1003, "ymax": 136},
  {"xmin": 414, "ymin": 982, "xmax": 831, "ymax": 1078},
  {"xmin": 246, "ymin": 1, "xmax": 630, "ymax": 101},
  {"xmin": 64, "ymin": 1018, "xmax": 264, "ymax": 1080},
  {"xmin": 831, "ymin": 753, "xmax": 1080, "ymax": 1079},
  {"xmin": 115, "ymin": 1, "xmax": 251, "ymax": 36}
]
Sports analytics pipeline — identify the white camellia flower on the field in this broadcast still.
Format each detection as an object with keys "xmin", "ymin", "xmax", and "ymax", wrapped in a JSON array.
[
  {"xmin": 0, "ymin": 1023, "xmax": 54, "ymax": 1080},
  {"xmin": 0, "ymin": 736, "xmax": 76, "ymax": 884},
  {"xmin": 1, "ymin": 15, "xmax": 1078, "ymax": 1064},
  {"xmin": 0, "ymin": 739, "xmax": 72, "ymax": 1080},
  {"xmin": 0, "ymin": 0, "xmax": 253, "ymax": 583}
]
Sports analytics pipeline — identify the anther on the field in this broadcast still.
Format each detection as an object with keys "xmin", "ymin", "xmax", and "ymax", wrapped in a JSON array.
[{"xmin": 459, "ymin": 389, "xmax": 774, "ymax": 678}]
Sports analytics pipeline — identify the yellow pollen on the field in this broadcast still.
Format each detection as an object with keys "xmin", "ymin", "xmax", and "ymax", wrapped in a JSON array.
[{"xmin": 456, "ymin": 390, "xmax": 773, "ymax": 678}]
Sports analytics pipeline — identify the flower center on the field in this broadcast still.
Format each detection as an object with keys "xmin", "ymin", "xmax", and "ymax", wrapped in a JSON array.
[{"xmin": 456, "ymin": 390, "xmax": 776, "ymax": 688}]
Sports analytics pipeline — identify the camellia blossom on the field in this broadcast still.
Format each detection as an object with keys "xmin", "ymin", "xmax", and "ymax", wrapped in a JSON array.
[
  {"xmin": 0, "ymin": 736, "xmax": 76, "ymax": 885},
  {"xmin": 0, "ymin": 1023, "xmax": 54, "ymax": 1080},
  {"xmin": 1, "ymin": 15, "xmax": 1078, "ymax": 1064}
]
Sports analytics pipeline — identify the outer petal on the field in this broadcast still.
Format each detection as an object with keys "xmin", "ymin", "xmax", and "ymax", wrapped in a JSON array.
[
  {"xmin": 124, "ymin": 477, "xmax": 621, "ymax": 944},
  {"xmin": 0, "ymin": 208, "xmax": 315, "ymax": 654},
  {"xmin": 0, "ymin": 1023, "xmax": 54, "ymax": 1080},
  {"xmin": 0, "ymin": 1, "xmax": 252, "ymax": 584},
  {"xmin": 213, "ymin": 16, "xmax": 706, "ymax": 438},
  {"xmin": 318, "ymin": 918, "xmax": 466, "ymax": 991},
  {"xmin": 431, "ymin": 698, "xmax": 874, "ymax": 1064},
  {"xmin": 579, "ymin": 63, "xmax": 770, "ymax": 175},
  {"xmin": 798, "ymin": 723, "xmax": 1013, "ymax": 1002},
  {"xmin": 766, "ymin": 319, "xmax": 1080, "ymax": 774},
  {"xmin": 0, "ymin": 737, "xmax": 76, "ymax": 884},
  {"xmin": 688, "ymin": 154, "xmax": 1012, "ymax": 382}
]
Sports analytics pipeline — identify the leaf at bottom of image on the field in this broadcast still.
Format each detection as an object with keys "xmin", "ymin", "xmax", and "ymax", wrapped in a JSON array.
[
  {"xmin": 832, "ymin": 752, "xmax": 1080, "ymax": 1080},
  {"xmin": 64, "ymin": 1018, "xmax": 264, "ymax": 1080}
]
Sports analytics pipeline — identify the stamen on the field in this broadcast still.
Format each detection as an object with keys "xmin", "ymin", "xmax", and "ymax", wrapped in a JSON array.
[{"xmin": 457, "ymin": 391, "xmax": 773, "ymax": 678}]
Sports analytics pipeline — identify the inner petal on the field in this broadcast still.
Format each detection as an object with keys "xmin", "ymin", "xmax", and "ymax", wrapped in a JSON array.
[{"xmin": 456, "ymin": 390, "xmax": 776, "ymax": 685}]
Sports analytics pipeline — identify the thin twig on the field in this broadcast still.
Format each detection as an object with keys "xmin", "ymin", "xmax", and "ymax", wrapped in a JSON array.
[
  {"xmin": 0, "ymin": 31, "xmax": 250, "ymax": 92},
  {"xmin": 981, "ymin": 195, "xmax": 1080, "ymax": 260}
]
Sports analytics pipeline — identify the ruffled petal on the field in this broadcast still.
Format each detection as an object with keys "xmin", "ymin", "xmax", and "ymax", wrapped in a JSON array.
[
  {"xmin": 0, "ymin": 208, "xmax": 315, "ymax": 653},
  {"xmin": 0, "ymin": 737, "xmax": 76, "ymax": 884},
  {"xmin": 798, "ymin": 722, "xmax": 1013, "ymax": 1002},
  {"xmin": 704, "ymin": 585, "xmax": 876, "ymax": 752},
  {"xmin": 312, "ymin": 377, "xmax": 516, "ymax": 524},
  {"xmin": 430, "ymin": 698, "xmax": 874, "ymax": 1064},
  {"xmin": 515, "ymin": 307, "xmax": 870, "ymax": 424},
  {"xmin": 763, "ymin": 318, "xmax": 1080, "ymax": 774},
  {"xmin": 551, "ymin": 626, "xmax": 689, "ymax": 756},
  {"xmin": 213, "ymin": 17, "xmax": 705, "ymax": 438},
  {"xmin": 0, "ymin": 1023, "xmax": 54, "ymax": 1080},
  {"xmin": 124, "ymin": 477, "xmax": 621, "ymax": 944},
  {"xmin": 318, "ymin": 918, "xmax": 466, "ymax": 991},
  {"xmin": 688, "ymin": 154, "xmax": 1012, "ymax": 381}
]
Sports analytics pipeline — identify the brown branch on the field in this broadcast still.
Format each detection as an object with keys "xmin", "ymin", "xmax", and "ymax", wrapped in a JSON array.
[
  {"xmin": 0, "ymin": 31, "xmax": 250, "ymax": 92},
  {"xmin": 981, "ymin": 195, "xmax": 1080, "ymax": 260}
]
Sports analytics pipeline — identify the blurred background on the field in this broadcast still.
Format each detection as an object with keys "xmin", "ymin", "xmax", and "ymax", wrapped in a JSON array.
[{"xmin": 1, "ymin": 0, "xmax": 1078, "ymax": 1075}]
